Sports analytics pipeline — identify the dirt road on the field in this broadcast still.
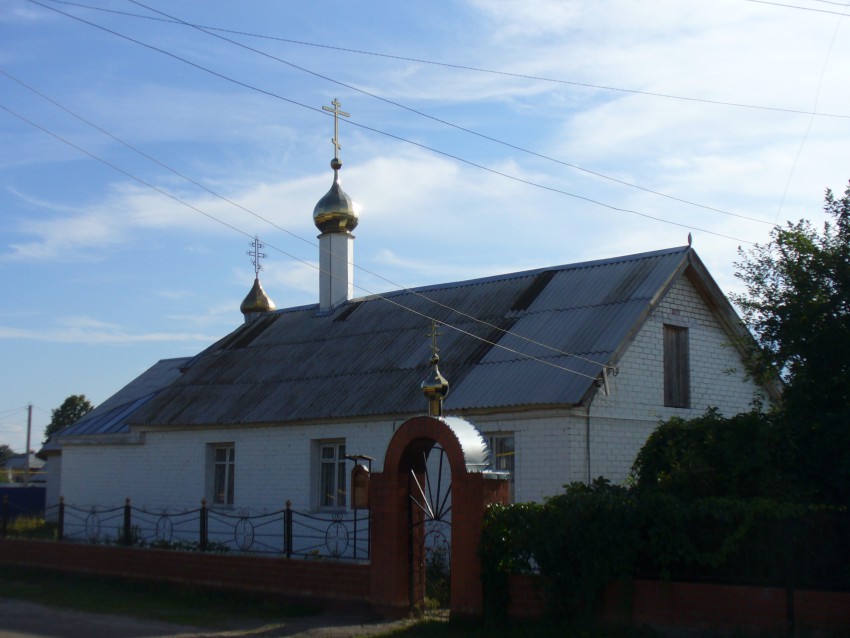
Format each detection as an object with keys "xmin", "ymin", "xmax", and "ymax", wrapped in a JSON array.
[{"xmin": 0, "ymin": 598, "xmax": 416, "ymax": 638}]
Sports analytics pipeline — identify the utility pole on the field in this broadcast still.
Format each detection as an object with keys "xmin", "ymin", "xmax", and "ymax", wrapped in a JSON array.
[{"xmin": 24, "ymin": 403, "xmax": 32, "ymax": 487}]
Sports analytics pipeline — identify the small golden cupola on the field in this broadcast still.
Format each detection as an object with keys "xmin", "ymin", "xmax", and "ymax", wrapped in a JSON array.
[
  {"xmin": 240, "ymin": 236, "xmax": 276, "ymax": 323},
  {"xmin": 421, "ymin": 320, "xmax": 450, "ymax": 417},
  {"xmin": 313, "ymin": 99, "xmax": 359, "ymax": 312}
]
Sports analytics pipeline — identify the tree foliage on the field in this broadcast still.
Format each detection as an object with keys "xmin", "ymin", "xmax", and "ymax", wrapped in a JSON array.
[
  {"xmin": 630, "ymin": 408, "xmax": 797, "ymax": 501},
  {"xmin": 44, "ymin": 394, "xmax": 93, "ymax": 442},
  {"xmin": 0, "ymin": 444, "xmax": 14, "ymax": 462},
  {"xmin": 480, "ymin": 479, "xmax": 637, "ymax": 622},
  {"xmin": 732, "ymin": 182, "xmax": 850, "ymax": 504},
  {"xmin": 732, "ymin": 183, "xmax": 850, "ymax": 415}
]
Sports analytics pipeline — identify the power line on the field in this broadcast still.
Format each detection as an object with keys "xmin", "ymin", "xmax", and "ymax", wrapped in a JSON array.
[
  {"xmin": 1, "ymin": 72, "xmax": 625, "ymax": 373},
  {"xmin": 22, "ymin": 0, "xmax": 759, "ymax": 244},
  {"xmin": 0, "ymin": 101, "xmax": 604, "ymax": 381},
  {"xmin": 773, "ymin": 0, "xmax": 849, "ymax": 220},
  {"xmin": 38, "ymin": 0, "xmax": 768, "ymax": 226},
  {"xmin": 41, "ymin": 0, "xmax": 850, "ymax": 120},
  {"xmin": 802, "ymin": 0, "xmax": 850, "ymax": 6},
  {"xmin": 744, "ymin": 0, "xmax": 850, "ymax": 15},
  {"xmin": 0, "ymin": 406, "xmax": 29, "ymax": 419},
  {"xmin": 1, "ymin": 69, "xmax": 617, "ymax": 371},
  {"xmin": 126, "ymin": 0, "xmax": 773, "ymax": 227}
]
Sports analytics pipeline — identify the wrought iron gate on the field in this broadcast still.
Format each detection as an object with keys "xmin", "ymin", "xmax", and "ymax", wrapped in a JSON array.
[{"xmin": 408, "ymin": 442, "xmax": 452, "ymax": 609}]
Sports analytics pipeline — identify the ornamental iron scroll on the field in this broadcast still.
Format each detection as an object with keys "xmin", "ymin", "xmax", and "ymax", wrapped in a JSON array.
[
  {"xmin": 324, "ymin": 521, "xmax": 350, "ymax": 557},
  {"xmin": 234, "ymin": 517, "xmax": 255, "ymax": 551},
  {"xmin": 155, "ymin": 515, "xmax": 173, "ymax": 543},
  {"xmin": 85, "ymin": 511, "xmax": 100, "ymax": 542}
]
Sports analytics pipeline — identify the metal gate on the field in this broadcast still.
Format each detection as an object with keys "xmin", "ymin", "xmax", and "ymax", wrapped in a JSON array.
[{"xmin": 408, "ymin": 442, "xmax": 452, "ymax": 610}]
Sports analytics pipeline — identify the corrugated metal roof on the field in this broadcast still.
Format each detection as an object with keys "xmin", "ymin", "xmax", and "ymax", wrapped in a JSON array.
[
  {"xmin": 56, "ymin": 357, "xmax": 192, "ymax": 438},
  {"xmin": 125, "ymin": 246, "xmax": 692, "ymax": 428}
]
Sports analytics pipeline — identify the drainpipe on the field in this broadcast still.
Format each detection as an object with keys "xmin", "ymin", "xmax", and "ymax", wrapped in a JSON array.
[{"xmin": 585, "ymin": 405, "xmax": 592, "ymax": 486}]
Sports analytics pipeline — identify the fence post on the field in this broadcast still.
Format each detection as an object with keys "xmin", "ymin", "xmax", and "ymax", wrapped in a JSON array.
[
  {"xmin": 1, "ymin": 495, "xmax": 8, "ymax": 538},
  {"xmin": 57, "ymin": 497, "xmax": 64, "ymax": 541},
  {"xmin": 123, "ymin": 497, "xmax": 132, "ymax": 546},
  {"xmin": 199, "ymin": 498, "xmax": 208, "ymax": 552},
  {"xmin": 285, "ymin": 500, "xmax": 292, "ymax": 558},
  {"xmin": 785, "ymin": 519, "xmax": 796, "ymax": 638}
]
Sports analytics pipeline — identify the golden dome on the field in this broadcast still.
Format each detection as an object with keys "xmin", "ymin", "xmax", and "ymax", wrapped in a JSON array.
[
  {"xmin": 313, "ymin": 159, "xmax": 359, "ymax": 234},
  {"xmin": 240, "ymin": 277, "xmax": 276, "ymax": 315},
  {"xmin": 421, "ymin": 354, "xmax": 450, "ymax": 403}
]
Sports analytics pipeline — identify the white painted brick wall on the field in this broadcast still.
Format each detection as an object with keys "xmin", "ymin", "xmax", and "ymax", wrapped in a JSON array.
[
  {"xmin": 587, "ymin": 274, "xmax": 769, "ymax": 483},
  {"xmin": 61, "ymin": 419, "xmax": 402, "ymax": 512}
]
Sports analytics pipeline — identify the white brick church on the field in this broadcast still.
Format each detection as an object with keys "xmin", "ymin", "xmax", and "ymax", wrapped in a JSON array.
[{"xmin": 46, "ymin": 119, "xmax": 776, "ymax": 518}]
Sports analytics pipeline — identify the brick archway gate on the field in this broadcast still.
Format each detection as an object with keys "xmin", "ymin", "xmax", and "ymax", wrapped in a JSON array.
[{"xmin": 369, "ymin": 415, "xmax": 510, "ymax": 619}]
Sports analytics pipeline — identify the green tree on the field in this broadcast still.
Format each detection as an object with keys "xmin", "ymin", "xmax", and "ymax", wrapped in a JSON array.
[
  {"xmin": 44, "ymin": 394, "xmax": 93, "ymax": 442},
  {"xmin": 0, "ymin": 444, "xmax": 14, "ymax": 462},
  {"xmin": 630, "ymin": 408, "xmax": 796, "ymax": 501},
  {"xmin": 732, "ymin": 182, "xmax": 850, "ymax": 504},
  {"xmin": 732, "ymin": 183, "xmax": 850, "ymax": 414}
]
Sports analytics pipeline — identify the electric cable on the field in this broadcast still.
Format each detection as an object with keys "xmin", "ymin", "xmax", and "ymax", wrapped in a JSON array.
[
  {"xmin": 1, "ymin": 101, "xmax": 604, "ymax": 381},
  {"xmin": 127, "ymin": 0, "xmax": 771, "ymax": 226},
  {"xmin": 773, "ymin": 0, "xmax": 849, "ymax": 220},
  {"xmin": 40, "ymin": 0, "xmax": 850, "ymax": 119},
  {"xmin": 1, "ymin": 67, "xmax": 621, "ymax": 372},
  {"xmin": 744, "ymin": 0, "xmax": 850, "ymax": 15},
  {"xmin": 21, "ymin": 0, "xmax": 760, "ymax": 244}
]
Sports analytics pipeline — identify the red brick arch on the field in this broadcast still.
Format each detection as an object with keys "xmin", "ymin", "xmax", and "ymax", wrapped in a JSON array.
[
  {"xmin": 369, "ymin": 415, "xmax": 509, "ymax": 619},
  {"xmin": 382, "ymin": 415, "xmax": 471, "ymax": 478}
]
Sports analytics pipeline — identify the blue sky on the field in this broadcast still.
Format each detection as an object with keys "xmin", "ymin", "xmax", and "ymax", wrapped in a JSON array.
[{"xmin": 2, "ymin": 0, "xmax": 849, "ymax": 450}]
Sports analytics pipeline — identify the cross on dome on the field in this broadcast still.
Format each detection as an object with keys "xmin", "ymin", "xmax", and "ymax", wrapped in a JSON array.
[
  {"xmin": 428, "ymin": 319, "xmax": 443, "ymax": 362},
  {"xmin": 247, "ymin": 235, "xmax": 267, "ymax": 277},
  {"xmin": 322, "ymin": 98, "xmax": 350, "ymax": 161}
]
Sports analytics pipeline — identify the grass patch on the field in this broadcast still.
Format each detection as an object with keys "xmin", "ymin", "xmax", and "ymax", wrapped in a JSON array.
[
  {"xmin": 4, "ymin": 515, "xmax": 57, "ymax": 540},
  {"xmin": 0, "ymin": 566, "xmax": 317, "ymax": 628}
]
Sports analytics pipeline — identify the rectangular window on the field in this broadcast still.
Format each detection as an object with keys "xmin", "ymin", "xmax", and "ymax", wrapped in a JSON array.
[
  {"xmin": 664, "ymin": 325, "xmax": 690, "ymax": 408},
  {"xmin": 319, "ymin": 441, "xmax": 346, "ymax": 508},
  {"xmin": 212, "ymin": 445, "xmax": 235, "ymax": 506},
  {"xmin": 487, "ymin": 433, "xmax": 515, "ymax": 502}
]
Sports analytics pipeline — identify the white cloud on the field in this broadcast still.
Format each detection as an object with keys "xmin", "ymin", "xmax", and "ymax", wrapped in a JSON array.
[{"xmin": 0, "ymin": 316, "xmax": 216, "ymax": 345}]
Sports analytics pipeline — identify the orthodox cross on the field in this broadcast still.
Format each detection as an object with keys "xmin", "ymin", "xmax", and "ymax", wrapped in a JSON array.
[
  {"xmin": 247, "ymin": 235, "xmax": 267, "ymax": 277},
  {"xmin": 322, "ymin": 98, "xmax": 350, "ymax": 160},
  {"xmin": 428, "ymin": 319, "xmax": 443, "ymax": 360}
]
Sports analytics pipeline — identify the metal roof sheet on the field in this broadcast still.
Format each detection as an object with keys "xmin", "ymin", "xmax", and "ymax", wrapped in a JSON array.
[
  {"xmin": 124, "ymin": 247, "xmax": 692, "ymax": 428},
  {"xmin": 55, "ymin": 357, "xmax": 192, "ymax": 439}
]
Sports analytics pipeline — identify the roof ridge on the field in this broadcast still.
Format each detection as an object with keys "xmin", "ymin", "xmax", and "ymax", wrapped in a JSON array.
[{"xmin": 353, "ymin": 245, "xmax": 691, "ymax": 302}]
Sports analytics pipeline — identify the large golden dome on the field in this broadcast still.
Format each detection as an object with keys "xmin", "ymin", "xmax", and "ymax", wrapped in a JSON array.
[{"xmin": 313, "ymin": 159, "xmax": 359, "ymax": 234}]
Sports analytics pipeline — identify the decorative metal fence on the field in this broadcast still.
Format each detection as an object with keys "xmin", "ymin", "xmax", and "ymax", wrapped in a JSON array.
[{"xmin": 7, "ymin": 498, "xmax": 370, "ymax": 560}]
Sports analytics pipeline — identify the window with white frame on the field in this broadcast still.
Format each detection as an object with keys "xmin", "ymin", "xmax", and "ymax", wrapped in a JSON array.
[
  {"xmin": 319, "ymin": 441, "xmax": 346, "ymax": 508},
  {"xmin": 211, "ymin": 444, "xmax": 235, "ymax": 506},
  {"xmin": 487, "ymin": 433, "xmax": 515, "ymax": 501}
]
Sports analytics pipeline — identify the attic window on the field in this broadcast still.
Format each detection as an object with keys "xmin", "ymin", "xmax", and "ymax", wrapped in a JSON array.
[{"xmin": 663, "ymin": 324, "xmax": 690, "ymax": 408}]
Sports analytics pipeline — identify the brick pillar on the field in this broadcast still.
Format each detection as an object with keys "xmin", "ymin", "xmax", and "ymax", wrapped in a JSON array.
[
  {"xmin": 450, "ymin": 473, "xmax": 510, "ymax": 619},
  {"xmin": 368, "ymin": 470, "xmax": 412, "ymax": 617}
]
